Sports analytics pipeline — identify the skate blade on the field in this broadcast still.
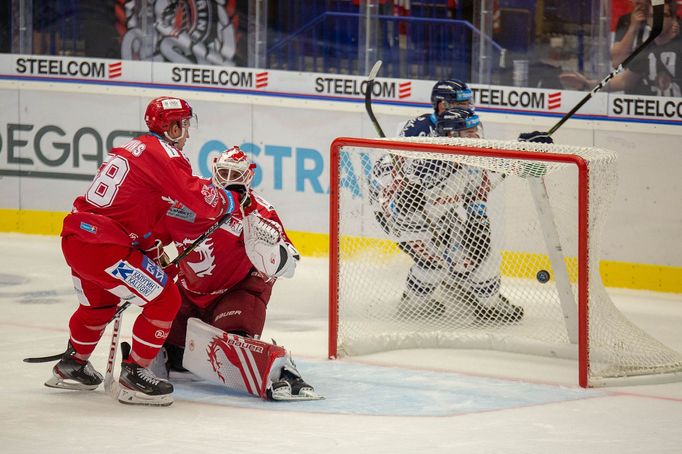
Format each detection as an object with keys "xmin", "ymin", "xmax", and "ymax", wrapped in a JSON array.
[
  {"xmin": 44, "ymin": 375, "xmax": 99, "ymax": 391},
  {"xmin": 270, "ymin": 387, "xmax": 325, "ymax": 401},
  {"xmin": 116, "ymin": 385, "xmax": 174, "ymax": 407}
]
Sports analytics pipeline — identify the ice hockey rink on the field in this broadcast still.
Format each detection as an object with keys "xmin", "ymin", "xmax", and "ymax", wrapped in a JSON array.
[{"xmin": 1, "ymin": 232, "xmax": 681, "ymax": 454}]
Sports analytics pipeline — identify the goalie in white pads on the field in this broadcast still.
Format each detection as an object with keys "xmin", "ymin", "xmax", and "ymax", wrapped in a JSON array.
[
  {"xmin": 369, "ymin": 107, "xmax": 525, "ymax": 324},
  {"xmin": 154, "ymin": 147, "xmax": 320, "ymax": 401}
]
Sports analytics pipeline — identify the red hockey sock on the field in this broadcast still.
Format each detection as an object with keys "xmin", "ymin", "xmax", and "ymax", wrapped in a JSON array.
[
  {"xmin": 68, "ymin": 315, "xmax": 105, "ymax": 357},
  {"xmin": 130, "ymin": 315, "xmax": 169, "ymax": 364}
]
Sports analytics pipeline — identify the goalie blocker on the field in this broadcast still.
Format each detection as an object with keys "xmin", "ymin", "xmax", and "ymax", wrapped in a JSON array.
[{"xmin": 182, "ymin": 318, "xmax": 322, "ymax": 401}]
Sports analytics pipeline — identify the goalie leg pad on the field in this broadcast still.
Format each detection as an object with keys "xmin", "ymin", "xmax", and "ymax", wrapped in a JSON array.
[
  {"xmin": 183, "ymin": 318, "xmax": 322, "ymax": 400},
  {"xmin": 183, "ymin": 318, "xmax": 287, "ymax": 398}
]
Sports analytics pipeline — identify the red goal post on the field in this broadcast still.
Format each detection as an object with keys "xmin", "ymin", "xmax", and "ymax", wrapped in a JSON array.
[{"xmin": 328, "ymin": 136, "xmax": 682, "ymax": 388}]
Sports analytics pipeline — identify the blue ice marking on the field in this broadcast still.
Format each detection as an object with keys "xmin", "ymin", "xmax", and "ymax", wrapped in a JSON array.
[{"xmin": 173, "ymin": 359, "xmax": 606, "ymax": 416}]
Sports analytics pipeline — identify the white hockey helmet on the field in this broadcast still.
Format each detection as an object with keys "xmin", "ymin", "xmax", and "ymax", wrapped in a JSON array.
[{"xmin": 212, "ymin": 146, "xmax": 256, "ymax": 190}]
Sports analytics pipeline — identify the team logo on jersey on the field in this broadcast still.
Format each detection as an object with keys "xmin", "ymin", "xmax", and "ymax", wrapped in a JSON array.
[
  {"xmin": 106, "ymin": 259, "xmax": 165, "ymax": 300},
  {"xmin": 182, "ymin": 238, "xmax": 216, "ymax": 277},
  {"xmin": 201, "ymin": 184, "xmax": 221, "ymax": 208}
]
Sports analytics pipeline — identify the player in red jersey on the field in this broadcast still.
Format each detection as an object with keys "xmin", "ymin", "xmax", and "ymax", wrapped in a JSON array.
[
  {"xmin": 48, "ymin": 97, "xmax": 240, "ymax": 406},
  {"xmin": 148, "ymin": 148, "xmax": 320, "ymax": 400}
]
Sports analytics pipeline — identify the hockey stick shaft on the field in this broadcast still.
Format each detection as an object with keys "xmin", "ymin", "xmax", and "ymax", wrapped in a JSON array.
[
  {"xmin": 102, "ymin": 310, "xmax": 123, "ymax": 393},
  {"xmin": 365, "ymin": 60, "xmax": 386, "ymax": 138},
  {"xmin": 548, "ymin": 0, "xmax": 664, "ymax": 135},
  {"xmin": 23, "ymin": 212, "xmax": 233, "ymax": 363}
]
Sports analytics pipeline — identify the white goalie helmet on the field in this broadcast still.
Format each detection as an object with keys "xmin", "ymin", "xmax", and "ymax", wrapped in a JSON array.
[{"xmin": 212, "ymin": 146, "xmax": 256, "ymax": 190}]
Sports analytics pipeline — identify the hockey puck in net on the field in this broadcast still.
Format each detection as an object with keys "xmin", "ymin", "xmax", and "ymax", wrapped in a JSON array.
[{"xmin": 536, "ymin": 270, "xmax": 550, "ymax": 284}]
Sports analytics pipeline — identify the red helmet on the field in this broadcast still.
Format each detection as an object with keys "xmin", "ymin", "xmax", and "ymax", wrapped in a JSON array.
[{"xmin": 144, "ymin": 97, "xmax": 193, "ymax": 135}]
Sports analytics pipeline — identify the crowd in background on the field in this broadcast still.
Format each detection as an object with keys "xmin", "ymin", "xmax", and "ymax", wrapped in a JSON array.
[{"xmin": 1, "ymin": 0, "xmax": 680, "ymax": 96}]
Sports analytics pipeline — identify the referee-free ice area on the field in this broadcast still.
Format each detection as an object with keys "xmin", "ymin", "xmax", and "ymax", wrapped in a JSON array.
[{"xmin": 1, "ymin": 233, "xmax": 681, "ymax": 453}]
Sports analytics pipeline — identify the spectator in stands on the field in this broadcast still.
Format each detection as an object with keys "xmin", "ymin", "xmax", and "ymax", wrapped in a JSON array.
[
  {"xmin": 612, "ymin": 0, "xmax": 651, "ymax": 67},
  {"xmin": 561, "ymin": 0, "xmax": 681, "ymax": 97}
]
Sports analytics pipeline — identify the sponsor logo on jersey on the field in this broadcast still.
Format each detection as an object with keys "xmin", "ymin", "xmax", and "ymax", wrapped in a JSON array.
[
  {"xmin": 141, "ymin": 256, "xmax": 168, "ymax": 286},
  {"xmin": 167, "ymin": 202, "xmax": 197, "ymax": 223},
  {"xmin": 106, "ymin": 259, "xmax": 165, "ymax": 300},
  {"xmin": 220, "ymin": 216, "xmax": 244, "ymax": 236},
  {"xmin": 79, "ymin": 222, "xmax": 98, "ymax": 234}
]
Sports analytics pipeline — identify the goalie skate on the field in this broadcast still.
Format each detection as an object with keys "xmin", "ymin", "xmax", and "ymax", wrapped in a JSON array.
[{"xmin": 267, "ymin": 366, "xmax": 324, "ymax": 401}]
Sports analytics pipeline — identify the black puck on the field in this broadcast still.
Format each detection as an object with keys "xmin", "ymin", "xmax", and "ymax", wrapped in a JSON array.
[{"xmin": 536, "ymin": 270, "xmax": 550, "ymax": 284}]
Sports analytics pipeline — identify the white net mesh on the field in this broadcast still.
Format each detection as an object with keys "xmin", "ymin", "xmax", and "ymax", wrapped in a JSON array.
[{"xmin": 332, "ymin": 136, "xmax": 682, "ymax": 386}]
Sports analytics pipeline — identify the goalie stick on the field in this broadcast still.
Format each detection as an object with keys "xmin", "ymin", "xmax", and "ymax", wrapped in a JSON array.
[
  {"xmin": 548, "ymin": 0, "xmax": 664, "ymax": 135},
  {"xmin": 23, "ymin": 211, "xmax": 234, "ymax": 364}
]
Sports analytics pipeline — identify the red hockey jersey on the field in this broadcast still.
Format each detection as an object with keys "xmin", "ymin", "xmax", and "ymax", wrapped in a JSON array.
[
  {"xmin": 61, "ymin": 134, "xmax": 233, "ymax": 251},
  {"xmin": 162, "ymin": 190, "xmax": 293, "ymax": 309}
]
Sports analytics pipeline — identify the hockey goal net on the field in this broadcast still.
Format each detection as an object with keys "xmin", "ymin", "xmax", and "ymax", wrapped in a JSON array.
[{"xmin": 329, "ymin": 136, "xmax": 682, "ymax": 387}]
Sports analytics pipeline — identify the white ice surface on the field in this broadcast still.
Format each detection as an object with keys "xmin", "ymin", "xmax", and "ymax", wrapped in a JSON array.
[{"xmin": 1, "ymin": 233, "xmax": 681, "ymax": 453}]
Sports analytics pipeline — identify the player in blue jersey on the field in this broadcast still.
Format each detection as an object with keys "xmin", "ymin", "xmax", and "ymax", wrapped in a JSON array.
[
  {"xmin": 371, "ymin": 108, "xmax": 525, "ymax": 324},
  {"xmin": 399, "ymin": 79, "xmax": 474, "ymax": 137}
]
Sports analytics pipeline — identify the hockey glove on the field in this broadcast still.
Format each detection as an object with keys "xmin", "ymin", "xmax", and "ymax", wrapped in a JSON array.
[
  {"xmin": 144, "ymin": 239, "xmax": 171, "ymax": 267},
  {"xmin": 225, "ymin": 184, "xmax": 251, "ymax": 208},
  {"xmin": 518, "ymin": 131, "xmax": 553, "ymax": 144},
  {"xmin": 143, "ymin": 239, "xmax": 178, "ymax": 280}
]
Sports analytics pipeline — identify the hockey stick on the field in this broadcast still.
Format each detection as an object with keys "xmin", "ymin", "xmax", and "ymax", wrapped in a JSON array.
[
  {"xmin": 102, "ymin": 309, "xmax": 124, "ymax": 393},
  {"xmin": 548, "ymin": 0, "xmax": 664, "ymax": 135},
  {"xmin": 100, "ymin": 210, "xmax": 233, "ymax": 392},
  {"xmin": 23, "ymin": 211, "xmax": 234, "ymax": 364},
  {"xmin": 365, "ymin": 60, "xmax": 386, "ymax": 138}
]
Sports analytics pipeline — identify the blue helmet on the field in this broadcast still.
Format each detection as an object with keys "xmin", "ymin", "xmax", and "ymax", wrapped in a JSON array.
[
  {"xmin": 435, "ymin": 108, "xmax": 481, "ymax": 137},
  {"xmin": 430, "ymin": 80, "xmax": 473, "ymax": 110}
]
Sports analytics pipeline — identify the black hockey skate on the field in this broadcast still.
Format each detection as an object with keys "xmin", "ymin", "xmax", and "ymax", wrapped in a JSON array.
[
  {"xmin": 116, "ymin": 342, "xmax": 174, "ymax": 406},
  {"xmin": 396, "ymin": 293, "xmax": 446, "ymax": 320},
  {"xmin": 267, "ymin": 365, "xmax": 323, "ymax": 401},
  {"xmin": 44, "ymin": 343, "xmax": 103, "ymax": 391},
  {"xmin": 472, "ymin": 295, "xmax": 524, "ymax": 324}
]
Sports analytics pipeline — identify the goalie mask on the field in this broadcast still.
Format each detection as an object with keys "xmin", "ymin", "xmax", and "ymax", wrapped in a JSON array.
[
  {"xmin": 435, "ymin": 107, "xmax": 483, "ymax": 139},
  {"xmin": 212, "ymin": 146, "xmax": 257, "ymax": 191}
]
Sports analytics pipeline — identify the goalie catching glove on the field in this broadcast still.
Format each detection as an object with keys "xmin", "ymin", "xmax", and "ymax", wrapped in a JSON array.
[{"xmin": 243, "ymin": 213, "xmax": 299, "ymax": 279}]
